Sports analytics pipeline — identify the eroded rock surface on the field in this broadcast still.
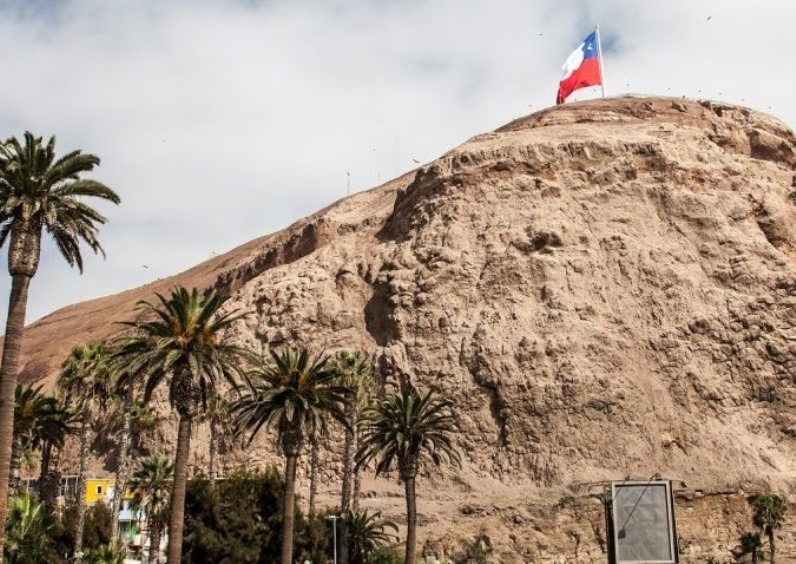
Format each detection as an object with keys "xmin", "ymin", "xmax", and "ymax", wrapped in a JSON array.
[{"xmin": 18, "ymin": 97, "xmax": 796, "ymax": 561}]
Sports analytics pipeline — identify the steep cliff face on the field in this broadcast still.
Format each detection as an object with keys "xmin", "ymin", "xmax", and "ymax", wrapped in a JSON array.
[{"xmin": 18, "ymin": 96, "xmax": 796, "ymax": 561}]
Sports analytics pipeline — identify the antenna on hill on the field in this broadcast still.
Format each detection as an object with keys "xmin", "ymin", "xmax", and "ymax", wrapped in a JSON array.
[{"xmin": 347, "ymin": 171, "xmax": 351, "ymax": 196}]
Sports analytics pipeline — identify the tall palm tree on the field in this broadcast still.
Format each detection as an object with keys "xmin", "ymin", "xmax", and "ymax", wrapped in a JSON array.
[
  {"xmin": 333, "ymin": 350, "xmax": 376, "ymax": 564},
  {"xmin": 37, "ymin": 396, "xmax": 75, "ymax": 517},
  {"xmin": 11, "ymin": 384, "xmax": 72, "ymax": 493},
  {"xmin": 0, "ymin": 132, "xmax": 120, "ymax": 554},
  {"xmin": 331, "ymin": 350, "xmax": 376, "ymax": 564},
  {"xmin": 58, "ymin": 341, "xmax": 114, "ymax": 562},
  {"xmin": 200, "ymin": 393, "xmax": 233, "ymax": 487},
  {"xmin": 231, "ymin": 348, "xmax": 351, "ymax": 564},
  {"xmin": 113, "ymin": 287, "xmax": 250, "ymax": 564},
  {"xmin": 356, "ymin": 389, "xmax": 460, "ymax": 564},
  {"xmin": 109, "ymin": 389, "xmax": 133, "ymax": 548},
  {"xmin": 752, "ymin": 492, "xmax": 787, "ymax": 564},
  {"xmin": 108, "ymin": 390, "xmax": 162, "ymax": 547},
  {"xmin": 128, "ymin": 455, "xmax": 173, "ymax": 564},
  {"xmin": 129, "ymin": 397, "xmax": 161, "ymax": 457},
  {"xmin": 347, "ymin": 509, "xmax": 398, "ymax": 564}
]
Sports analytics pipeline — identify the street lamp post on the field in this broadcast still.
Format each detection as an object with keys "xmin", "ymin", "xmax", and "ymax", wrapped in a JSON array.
[{"xmin": 327, "ymin": 514, "xmax": 343, "ymax": 564}]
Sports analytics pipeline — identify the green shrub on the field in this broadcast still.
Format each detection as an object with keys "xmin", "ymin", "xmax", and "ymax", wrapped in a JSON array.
[
  {"xmin": 368, "ymin": 545, "xmax": 404, "ymax": 564},
  {"xmin": 5, "ymin": 494, "xmax": 59, "ymax": 564},
  {"xmin": 182, "ymin": 466, "xmax": 330, "ymax": 563}
]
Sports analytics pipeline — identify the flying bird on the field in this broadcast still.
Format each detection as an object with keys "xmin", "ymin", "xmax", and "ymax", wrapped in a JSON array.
[
  {"xmin": 412, "ymin": 158, "xmax": 420, "ymax": 164},
  {"xmin": 706, "ymin": 15, "xmax": 712, "ymax": 21},
  {"xmin": 142, "ymin": 265, "xmax": 149, "ymax": 269}
]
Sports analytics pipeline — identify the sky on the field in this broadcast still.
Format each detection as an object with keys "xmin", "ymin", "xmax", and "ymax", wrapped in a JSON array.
[{"xmin": 0, "ymin": 0, "xmax": 794, "ymax": 324}]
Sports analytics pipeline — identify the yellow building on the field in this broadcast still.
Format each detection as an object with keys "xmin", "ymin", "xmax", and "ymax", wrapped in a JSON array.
[
  {"xmin": 85, "ymin": 477, "xmax": 116, "ymax": 505},
  {"xmin": 23, "ymin": 474, "xmax": 135, "ymax": 505}
]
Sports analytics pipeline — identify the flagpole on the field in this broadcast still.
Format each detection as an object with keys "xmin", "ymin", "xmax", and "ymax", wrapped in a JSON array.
[{"xmin": 595, "ymin": 24, "xmax": 606, "ymax": 98}]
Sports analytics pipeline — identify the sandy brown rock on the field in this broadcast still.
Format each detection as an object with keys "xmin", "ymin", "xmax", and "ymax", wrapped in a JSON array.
[{"xmin": 15, "ymin": 96, "xmax": 796, "ymax": 561}]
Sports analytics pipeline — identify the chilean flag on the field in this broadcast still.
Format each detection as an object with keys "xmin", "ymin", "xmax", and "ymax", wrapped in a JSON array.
[{"xmin": 556, "ymin": 30, "xmax": 603, "ymax": 105}]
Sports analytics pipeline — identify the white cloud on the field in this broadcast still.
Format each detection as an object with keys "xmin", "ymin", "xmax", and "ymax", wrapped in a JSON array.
[{"xmin": 1, "ymin": 0, "xmax": 794, "ymax": 323}]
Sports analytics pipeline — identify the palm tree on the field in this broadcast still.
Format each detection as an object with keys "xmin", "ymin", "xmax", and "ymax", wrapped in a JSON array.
[
  {"xmin": 752, "ymin": 492, "xmax": 787, "ymax": 564},
  {"xmin": 0, "ymin": 132, "xmax": 120, "ymax": 553},
  {"xmin": 107, "ymin": 392, "xmax": 161, "ymax": 547},
  {"xmin": 113, "ymin": 287, "xmax": 250, "ymax": 564},
  {"xmin": 37, "ymin": 397, "xmax": 75, "ymax": 518},
  {"xmin": 5, "ymin": 493, "xmax": 57, "ymax": 563},
  {"xmin": 200, "ymin": 393, "xmax": 233, "ymax": 487},
  {"xmin": 128, "ymin": 455, "xmax": 173, "ymax": 564},
  {"xmin": 347, "ymin": 509, "xmax": 398, "ymax": 564},
  {"xmin": 58, "ymin": 341, "xmax": 114, "ymax": 562},
  {"xmin": 83, "ymin": 544, "xmax": 126, "ymax": 564},
  {"xmin": 331, "ymin": 350, "xmax": 376, "ymax": 564},
  {"xmin": 231, "ymin": 348, "xmax": 351, "ymax": 564},
  {"xmin": 109, "ymin": 388, "xmax": 133, "ymax": 548},
  {"xmin": 11, "ymin": 384, "xmax": 72, "ymax": 493},
  {"xmin": 130, "ymin": 397, "xmax": 161, "ymax": 457},
  {"xmin": 356, "ymin": 389, "xmax": 460, "ymax": 564}
]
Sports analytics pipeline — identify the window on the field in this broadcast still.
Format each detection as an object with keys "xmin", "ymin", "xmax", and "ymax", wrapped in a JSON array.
[{"xmin": 97, "ymin": 485, "xmax": 103, "ymax": 495}]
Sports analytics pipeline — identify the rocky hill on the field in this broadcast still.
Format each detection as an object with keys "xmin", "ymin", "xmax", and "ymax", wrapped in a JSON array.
[{"xmin": 16, "ymin": 96, "xmax": 796, "ymax": 561}]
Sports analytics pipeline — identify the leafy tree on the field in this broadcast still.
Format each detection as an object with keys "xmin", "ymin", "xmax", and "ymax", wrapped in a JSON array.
[
  {"xmin": 331, "ymin": 350, "xmax": 376, "ymax": 564},
  {"xmin": 11, "ymin": 384, "xmax": 72, "ymax": 493},
  {"xmin": 58, "ymin": 341, "xmax": 114, "ymax": 561},
  {"xmin": 113, "ymin": 287, "xmax": 250, "ymax": 564},
  {"xmin": 347, "ymin": 509, "xmax": 398, "ymax": 564},
  {"xmin": 82, "ymin": 502, "xmax": 113, "ymax": 551},
  {"xmin": 752, "ymin": 492, "xmax": 787, "ymax": 564},
  {"xmin": 182, "ymin": 467, "xmax": 329, "ymax": 563},
  {"xmin": 356, "ymin": 389, "xmax": 460, "ymax": 564},
  {"xmin": 4, "ymin": 493, "xmax": 58, "ymax": 563},
  {"xmin": 232, "ymin": 348, "xmax": 351, "ymax": 564},
  {"xmin": 49, "ymin": 499, "xmax": 114, "ymax": 558},
  {"xmin": 0, "ymin": 132, "xmax": 119, "ymax": 553},
  {"xmin": 128, "ymin": 455, "xmax": 173, "ymax": 564}
]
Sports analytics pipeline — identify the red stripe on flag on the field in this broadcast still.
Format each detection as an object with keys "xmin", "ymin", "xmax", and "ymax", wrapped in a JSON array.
[{"xmin": 556, "ymin": 57, "xmax": 602, "ymax": 105}]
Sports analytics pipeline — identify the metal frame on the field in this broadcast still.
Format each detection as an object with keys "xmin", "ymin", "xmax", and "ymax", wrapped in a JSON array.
[{"xmin": 608, "ymin": 480, "xmax": 678, "ymax": 564}]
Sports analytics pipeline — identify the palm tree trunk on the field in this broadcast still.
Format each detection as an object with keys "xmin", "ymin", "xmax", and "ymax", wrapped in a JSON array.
[
  {"xmin": 352, "ymin": 409, "xmax": 360, "ymax": 513},
  {"xmin": 281, "ymin": 453, "xmax": 299, "ymax": 564},
  {"xmin": 39, "ymin": 441, "xmax": 51, "ymax": 482},
  {"xmin": 353, "ymin": 471, "xmax": 361, "ymax": 513},
  {"xmin": 74, "ymin": 410, "xmax": 92, "ymax": 562},
  {"xmin": 209, "ymin": 418, "xmax": 217, "ymax": 488},
  {"xmin": 768, "ymin": 527, "xmax": 775, "ymax": 564},
  {"xmin": 8, "ymin": 435, "xmax": 22, "ymax": 495},
  {"xmin": 0, "ymin": 273, "xmax": 33, "ymax": 562},
  {"xmin": 149, "ymin": 519, "xmax": 162, "ymax": 564},
  {"xmin": 166, "ymin": 414, "xmax": 192, "ymax": 564},
  {"xmin": 340, "ymin": 401, "xmax": 355, "ymax": 564},
  {"xmin": 112, "ymin": 400, "xmax": 133, "ymax": 547},
  {"xmin": 404, "ymin": 476, "xmax": 417, "ymax": 564},
  {"xmin": 39, "ymin": 443, "xmax": 58, "ymax": 517},
  {"xmin": 308, "ymin": 430, "xmax": 318, "ymax": 517}
]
